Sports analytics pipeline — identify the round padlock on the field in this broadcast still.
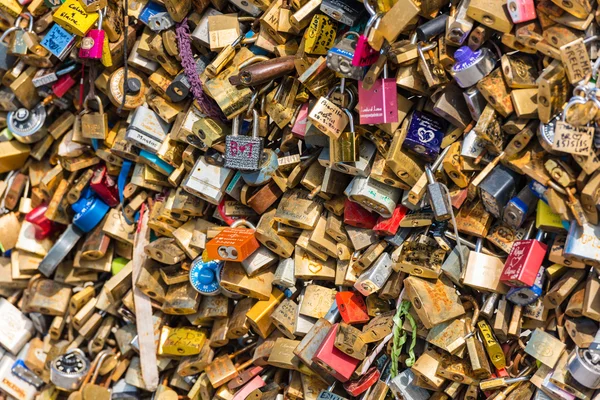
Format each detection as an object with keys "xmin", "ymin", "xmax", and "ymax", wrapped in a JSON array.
[
  {"xmin": 50, "ymin": 349, "xmax": 91, "ymax": 391},
  {"xmin": 7, "ymin": 103, "xmax": 47, "ymax": 144},
  {"xmin": 189, "ymin": 258, "xmax": 223, "ymax": 295},
  {"xmin": 107, "ymin": 67, "xmax": 147, "ymax": 110}
]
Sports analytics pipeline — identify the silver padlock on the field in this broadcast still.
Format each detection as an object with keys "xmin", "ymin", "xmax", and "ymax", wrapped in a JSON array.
[
  {"xmin": 445, "ymin": 0, "xmax": 474, "ymax": 46},
  {"xmin": 0, "ymin": 26, "xmax": 18, "ymax": 70},
  {"xmin": 7, "ymin": 103, "xmax": 47, "ymax": 144},
  {"xmin": 190, "ymin": 8, "xmax": 222, "ymax": 49},
  {"xmin": 224, "ymin": 115, "xmax": 264, "ymax": 171},
  {"xmin": 0, "ymin": 351, "xmax": 37, "ymax": 400},
  {"xmin": 273, "ymin": 258, "xmax": 296, "ymax": 288},
  {"xmin": 148, "ymin": 11, "xmax": 175, "ymax": 31},
  {"xmin": 354, "ymin": 252, "xmax": 393, "ymax": 296},
  {"xmin": 567, "ymin": 328, "xmax": 600, "ymax": 389},
  {"xmin": 126, "ymin": 104, "xmax": 172, "ymax": 153},
  {"xmin": 0, "ymin": 298, "xmax": 34, "ymax": 355},
  {"xmin": 460, "ymin": 129, "xmax": 487, "ymax": 160},
  {"xmin": 50, "ymin": 349, "xmax": 91, "ymax": 391},
  {"xmin": 564, "ymin": 222, "xmax": 600, "ymax": 268},
  {"xmin": 241, "ymin": 246, "xmax": 279, "ymax": 277},
  {"xmin": 182, "ymin": 157, "xmax": 235, "ymax": 205},
  {"xmin": 294, "ymin": 289, "xmax": 317, "ymax": 337},
  {"xmin": 326, "ymin": 32, "xmax": 364, "ymax": 81},
  {"xmin": 345, "ymin": 176, "xmax": 402, "ymax": 217},
  {"xmin": 389, "ymin": 369, "xmax": 431, "ymax": 400}
]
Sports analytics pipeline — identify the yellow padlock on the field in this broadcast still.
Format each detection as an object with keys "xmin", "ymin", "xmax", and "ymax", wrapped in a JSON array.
[{"xmin": 53, "ymin": 0, "xmax": 99, "ymax": 36}]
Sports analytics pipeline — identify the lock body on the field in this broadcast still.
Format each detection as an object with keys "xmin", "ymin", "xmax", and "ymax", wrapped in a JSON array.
[{"xmin": 500, "ymin": 239, "xmax": 547, "ymax": 287}]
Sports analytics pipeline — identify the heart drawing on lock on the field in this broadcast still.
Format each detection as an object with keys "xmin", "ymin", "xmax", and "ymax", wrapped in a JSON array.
[{"xmin": 417, "ymin": 127, "xmax": 435, "ymax": 143}]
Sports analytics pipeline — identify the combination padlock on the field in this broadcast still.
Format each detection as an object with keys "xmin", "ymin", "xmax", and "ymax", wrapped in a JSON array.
[{"xmin": 50, "ymin": 349, "xmax": 91, "ymax": 391}]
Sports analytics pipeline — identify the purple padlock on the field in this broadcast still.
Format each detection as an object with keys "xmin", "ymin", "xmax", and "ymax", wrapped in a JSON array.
[
  {"xmin": 403, "ymin": 111, "xmax": 446, "ymax": 163},
  {"xmin": 358, "ymin": 64, "xmax": 398, "ymax": 125},
  {"xmin": 79, "ymin": 9, "xmax": 105, "ymax": 59}
]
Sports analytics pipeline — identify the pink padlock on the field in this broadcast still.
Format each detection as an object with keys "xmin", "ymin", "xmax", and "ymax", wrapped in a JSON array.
[
  {"xmin": 507, "ymin": 0, "xmax": 536, "ymax": 23},
  {"xmin": 352, "ymin": 14, "xmax": 381, "ymax": 67},
  {"xmin": 291, "ymin": 102, "xmax": 308, "ymax": 138},
  {"xmin": 79, "ymin": 9, "xmax": 105, "ymax": 59},
  {"xmin": 358, "ymin": 63, "xmax": 398, "ymax": 125}
]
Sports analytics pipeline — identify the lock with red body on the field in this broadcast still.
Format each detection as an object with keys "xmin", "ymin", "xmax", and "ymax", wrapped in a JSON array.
[
  {"xmin": 373, "ymin": 204, "xmax": 408, "ymax": 236},
  {"xmin": 26, "ymin": 204, "xmax": 59, "ymax": 239},
  {"xmin": 336, "ymin": 291, "xmax": 369, "ymax": 325},
  {"xmin": 312, "ymin": 323, "xmax": 361, "ymax": 382},
  {"xmin": 89, "ymin": 165, "xmax": 119, "ymax": 207},
  {"xmin": 500, "ymin": 230, "xmax": 547, "ymax": 287},
  {"xmin": 344, "ymin": 199, "xmax": 378, "ymax": 229}
]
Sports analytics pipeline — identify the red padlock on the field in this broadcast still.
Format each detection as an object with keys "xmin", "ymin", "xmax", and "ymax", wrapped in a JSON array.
[
  {"xmin": 344, "ymin": 199, "xmax": 378, "ymax": 229},
  {"xmin": 312, "ymin": 323, "xmax": 361, "ymax": 382},
  {"xmin": 500, "ymin": 230, "xmax": 547, "ymax": 287},
  {"xmin": 52, "ymin": 74, "xmax": 76, "ymax": 98},
  {"xmin": 25, "ymin": 204, "xmax": 58, "ymax": 240},
  {"xmin": 336, "ymin": 291, "xmax": 370, "ymax": 325},
  {"xmin": 90, "ymin": 165, "xmax": 119, "ymax": 207},
  {"xmin": 373, "ymin": 204, "xmax": 408, "ymax": 236},
  {"xmin": 343, "ymin": 366, "xmax": 380, "ymax": 396}
]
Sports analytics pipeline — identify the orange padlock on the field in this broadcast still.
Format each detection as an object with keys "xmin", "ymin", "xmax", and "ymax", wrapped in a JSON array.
[{"xmin": 206, "ymin": 220, "xmax": 260, "ymax": 262}]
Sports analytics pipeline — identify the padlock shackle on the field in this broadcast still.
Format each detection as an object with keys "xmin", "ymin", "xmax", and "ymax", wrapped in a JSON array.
[
  {"xmin": 15, "ymin": 12, "xmax": 34, "ymax": 32},
  {"xmin": 343, "ymin": 109, "xmax": 354, "ymax": 133},
  {"xmin": 0, "ymin": 26, "xmax": 18, "ymax": 41},
  {"xmin": 230, "ymin": 219, "xmax": 256, "ymax": 230},
  {"xmin": 83, "ymin": 94, "xmax": 104, "ymax": 113},
  {"xmin": 364, "ymin": 0, "xmax": 376, "ymax": 17}
]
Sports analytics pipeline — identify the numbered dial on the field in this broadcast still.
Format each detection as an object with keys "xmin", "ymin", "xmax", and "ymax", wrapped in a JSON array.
[
  {"xmin": 7, "ymin": 104, "xmax": 46, "ymax": 143},
  {"xmin": 53, "ymin": 351, "xmax": 88, "ymax": 375},
  {"xmin": 50, "ymin": 350, "xmax": 90, "ymax": 391},
  {"xmin": 189, "ymin": 259, "xmax": 223, "ymax": 295}
]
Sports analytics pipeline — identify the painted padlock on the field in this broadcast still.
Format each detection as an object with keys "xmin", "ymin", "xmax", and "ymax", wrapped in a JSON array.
[
  {"xmin": 205, "ymin": 219, "xmax": 260, "ymax": 262},
  {"xmin": 78, "ymin": 9, "xmax": 104, "ymax": 59}
]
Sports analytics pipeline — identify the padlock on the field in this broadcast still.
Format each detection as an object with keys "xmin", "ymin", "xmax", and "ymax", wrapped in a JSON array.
[
  {"xmin": 345, "ymin": 176, "xmax": 401, "ymax": 218},
  {"xmin": 9, "ymin": 14, "xmax": 35, "ymax": 56},
  {"xmin": 329, "ymin": 110, "xmax": 359, "ymax": 165},
  {"xmin": 308, "ymin": 86, "xmax": 349, "ymax": 140},
  {"xmin": 503, "ymin": 185, "xmax": 537, "ymax": 229},
  {"xmin": 478, "ymin": 164, "xmax": 521, "ymax": 218},
  {"xmin": 52, "ymin": 0, "xmax": 100, "ymax": 36},
  {"xmin": 224, "ymin": 115, "xmax": 264, "ymax": 171},
  {"xmin": 500, "ymin": 229, "xmax": 547, "ymax": 287},
  {"xmin": 463, "ymin": 238, "xmax": 509, "ymax": 293},
  {"xmin": 326, "ymin": 32, "xmax": 364, "ymax": 81},
  {"xmin": 7, "ymin": 103, "xmax": 47, "ymax": 144},
  {"xmin": 126, "ymin": 104, "xmax": 172, "ymax": 154},
  {"xmin": 79, "ymin": 9, "xmax": 105, "ymax": 59},
  {"xmin": 402, "ymin": 111, "xmax": 446, "ymax": 163}
]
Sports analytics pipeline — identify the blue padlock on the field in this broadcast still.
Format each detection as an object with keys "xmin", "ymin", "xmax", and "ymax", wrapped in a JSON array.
[
  {"xmin": 403, "ymin": 111, "xmax": 446, "ymax": 163},
  {"xmin": 189, "ymin": 258, "xmax": 223, "ymax": 295},
  {"xmin": 71, "ymin": 187, "xmax": 110, "ymax": 233},
  {"xmin": 507, "ymin": 266, "xmax": 545, "ymax": 306},
  {"xmin": 139, "ymin": 1, "xmax": 167, "ymax": 25},
  {"xmin": 139, "ymin": 150, "xmax": 175, "ymax": 176}
]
